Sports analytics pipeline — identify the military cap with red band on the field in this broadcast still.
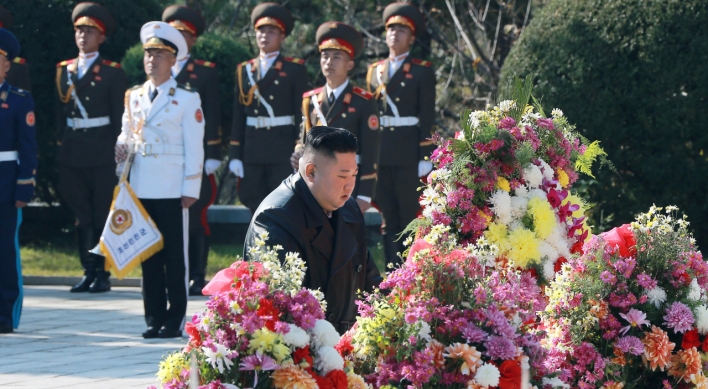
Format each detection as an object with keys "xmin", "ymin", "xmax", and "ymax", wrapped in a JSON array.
[
  {"xmin": 0, "ymin": 6, "xmax": 12, "ymax": 29},
  {"xmin": 72, "ymin": 2, "xmax": 115, "ymax": 35},
  {"xmin": 251, "ymin": 3, "xmax": 294, "ymax": 36},
  {"xmin": 162, "ymin": 5, "xmax": 206, "ymax": 37},
  {"xmin": 315, "ymin": 21, "xmax": 364, "ymax": 59},
  {"xmin": 383, "ymin": 2, "xmax": 425, "ymax": 37}
]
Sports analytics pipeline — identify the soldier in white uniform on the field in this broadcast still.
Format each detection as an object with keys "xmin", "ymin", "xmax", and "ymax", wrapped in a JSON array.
[{"xmin": 115, "ymin": 21, "xmax": 204, "ymax": 339}]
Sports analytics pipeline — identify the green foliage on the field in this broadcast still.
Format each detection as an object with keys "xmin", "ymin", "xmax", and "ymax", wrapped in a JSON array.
[{"xmin": 501, "ymin": 0, "xmax": 708, "ymax": 248}]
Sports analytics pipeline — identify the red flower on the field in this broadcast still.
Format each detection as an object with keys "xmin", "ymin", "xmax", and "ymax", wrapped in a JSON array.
[
  {"xmin": 682, "ymin": 329, "xmax": 702, "ymax": 350},
  {"xmin": 293, "ymin": 345, "xmax": 314, "ymax": 369},
  {"xmin": 702, "ymin": 334, "xmax": 708, "ymax": 352},
  {"xmin": 554, "ymin": 257, "xmax": 568, "ymax": 273},
  {"xmin": 498, "ymin": 360, "xmax": 522, "ymax": 389},
  {"xmin": 184, "ymin": 321, "xmax": 202, "ymax": 348},
  {"xmin": 546, "ymin": 188, "xmax": 563, "ymax": 208},
  {"xmin": 335, "ymin": 333, "xmax": 354, "ymax": 358},
  {"xmin": 325, "ymin": 370, "xmax": 348, "ymax": 389},
  {"xmin": 257, "ymin": 297, "xmax": 280, "ymax": 331},
  {"xmin": 600, "ymin": 224, "xmax": 637, "ymax": 258},
  {"xmin": 309, "ymin": 371, "xmax": 333, "ymax": 389}
]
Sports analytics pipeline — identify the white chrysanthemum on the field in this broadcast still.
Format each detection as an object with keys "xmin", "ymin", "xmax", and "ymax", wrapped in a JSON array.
[
  {"xmin": 508, "ymin": 220, "xmax": 523, "ymax": 232},
  {"xmin": 311, "ymin": 319, "xmax": 340, "ymax": 349},
  {"xmin": 315, "ymin": 345, "xmax": 344, "ymax": 375},
  {"xmin": 542, "ymin": 377, "xmax": 570, "ymax": 388},
  {"xmin": 514, "ymin": 185, "xmax": 528, "ymax": 197},
  {"xmin": 694, "ymin": 305, "xmax": 708, "ymax": 335},
  {"xmin": 509, "ymin": 196, "xmax": 528, "ymax": 219},
  {"xmin": 551, "ymin": 108, "xmax": 564, "ymax": 118},
  {"xmin": 489, "ymin": 190, "xmax": 512, "ymax": 225},
  {"xmin": 547, "ymin": 225, "xmax": 572, "ymax": 259},
  {"xmin": 688, "ymin": 278, "xmax": 702, "ymax": 301},
  {"xmin": 283, "ymin": 324, "xmax": 309, "ymax": 348},
  {"xmin": 498, "ymin": 100, "xmax": 516, "ymax": 112},
  {"xmin": 202, "ymin": 343, "xmax": 234, "ymax": 374},
  {"xmin": 539, "ymin": 159, "xmax": 554, "ymax": 181},
  {"xmin": 538, "ymin": 240, "xmax": 559, "ymax": 262},
  {"xmin": 646, "ymin": 286, "xmax": 667, "ymax": 308},
  {"xmin": 474, "ymin": 363, "xmax": 500, "ymax": 387},
  {"xmin": 418, "ymin": 321, "xmax": 432, "ymax": 343},
  {"xmin": 527, "ymin": 188, "xmax": 547, "ymax": 200},
  {"xmin": 541, "ymin": 257, "xmax": 557, "ymax": 282},
  {"xmin": 522, "ymin": 164, "xmax": 543, "ymax": 188}
]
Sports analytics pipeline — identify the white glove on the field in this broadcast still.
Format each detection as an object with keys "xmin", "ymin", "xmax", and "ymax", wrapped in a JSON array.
[
  {"xmin": 418, "ymin": 160, "xmax": 433, "ymax": 177},
  {"xmin": 229, "ymin": 159, "xmax": 244, "ymax": 178},
  {"xmin": 204, "ymin": 159, "xmax": 221, "ymax": 175},
  {"xmin": 115, "ymin": 143, "xmax": 128, "ymax": 163}
]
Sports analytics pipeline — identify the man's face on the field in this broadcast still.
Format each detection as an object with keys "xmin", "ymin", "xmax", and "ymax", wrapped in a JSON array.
[
  {"xmin": 306, "ymin": 151, "xmax": 358, "ymax": 212},
  {"xmin": 179, "ymin": 30, "xmax": 197, "ymax": 53},
  {"xmin": 143, "ymin": 48, "xmax": 176, "ymax": 79},
  {"xmin": 386, "ymin": 24, "xmax": 415, "ymax": 53},
  {"xmin": 320, "ymin": 49, "xmax": 354, "ymax": 80},
  {"xmin": 0, "ymin": 56, "xmax": 9, "ymax": 84},
  {"xmin": 256, "ymin": 25, "xmax": 285, "ymax": 54},
  {"xmin": 75, "ymin": 25, "xmax": 106, "ymax": 53}
]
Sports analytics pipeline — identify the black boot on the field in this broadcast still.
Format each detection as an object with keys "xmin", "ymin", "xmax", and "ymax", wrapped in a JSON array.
[
  {"xmin": 89, "ymin": 254, "xmax": 111, "ymax": 293},
  {"xmin": 70, "ymin": 227, "xmax": 95, "ymax": 293},
  {"xmin": 188, "ymin": 233, "xmax": 208, "ymax": 296},
  {"xmin": 383, "ymin": 231, "xmax": 403, "ymax": 271}
]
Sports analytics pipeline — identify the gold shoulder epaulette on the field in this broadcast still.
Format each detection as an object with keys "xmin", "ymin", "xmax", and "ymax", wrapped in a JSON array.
[
  {"xmin": 411, "ymin": 58, "xmax": 432, "ymax": 67},
  {"xmin": 57, "ymin": 59, "xmax": 74, "ymax": 67},
  {"xmin": 284, "ymin": 56, "xmax": 305, "ymax": 65},
  {"xmin": 194, "ymin": 59, "xmax": 216, "ymax": 68},
  {"xmin": 13, "ymin": 57, "xmax": 27, "ymax": 65}
]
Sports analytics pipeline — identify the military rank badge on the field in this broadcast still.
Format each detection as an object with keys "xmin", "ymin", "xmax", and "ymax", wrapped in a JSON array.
[{"xmin": 348, "ymin": 107, "xmax": 356, "ymax": 113}]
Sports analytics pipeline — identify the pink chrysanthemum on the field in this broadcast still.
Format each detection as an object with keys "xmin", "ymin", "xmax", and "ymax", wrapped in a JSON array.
[
  {"xmin": 618, "ymin": 308, "xmax": 649, "ymax": 335},
  {"xmin": 615, "ymin": 336, "xmax": 644, "ymax": 356},
  {"xmin": 664, "ymin": 302, "xmax": 695, "ymax": 334}
]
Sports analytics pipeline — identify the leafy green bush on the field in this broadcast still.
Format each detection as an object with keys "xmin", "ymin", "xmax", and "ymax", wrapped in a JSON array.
[{"xmin": 501, "ymin": 0, "xmax": 708, "ymax": 248}]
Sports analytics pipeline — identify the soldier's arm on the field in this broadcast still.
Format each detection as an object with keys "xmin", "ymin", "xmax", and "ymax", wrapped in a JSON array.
[
  {"xmin": 14, "ymin": 93, "xmax": 38, "ymax": 204},
  {"xmin": 55, "ymin": 67, "xmax": 65, "ymax": 147},
  {"xmin": 110, "ymin": 67, "xmax": 128, "ymax": 139},
  {"xmin": 291, "ymin": 63, "xmax": 309, "ymax": 141},
  {"xmin": 356, "ymin": 97, "xmax": 381, "ymax": 199},
  {"xmin": 202, "ymin": 65, "xmax": 222, "ymax": 160},
  {"xmin": 182, "ymin": 92, "xmax": 205, "ymax": 199},
  {"xmin": 417, "ymin": 64, "xmax": 436, "ymax": 161},
  {"xmin": 228, "ymin": 65, "xmax": 247, "ymax": 161}
]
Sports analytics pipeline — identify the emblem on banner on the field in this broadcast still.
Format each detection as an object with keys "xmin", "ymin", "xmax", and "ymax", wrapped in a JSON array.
[{"xmin": 110, "ymin": 209, "xmax": 132, "ymax": 235}]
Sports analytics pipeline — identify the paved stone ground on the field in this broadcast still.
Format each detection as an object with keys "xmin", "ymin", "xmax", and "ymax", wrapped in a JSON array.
[{"xmin": 0, "ymin": 285, "xmax": 208, "ymax": 389}]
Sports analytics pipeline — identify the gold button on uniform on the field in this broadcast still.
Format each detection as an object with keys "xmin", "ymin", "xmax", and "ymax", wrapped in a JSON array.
[
  {"xmin": 269, "ymin": 95, "xmax": 274, "ymax": 100},
  {"xmin": 85, "ymin": 96, "xmax": 90, "ymax": 101},
  {"xmin": 342, "ymin": 113, "xmax": 347, "ymax": 118},
  {"xmin": 254, "ymin": 109, "xmax": 258, "ymax": 114},
  {"xmin": 401, "ymin": 82, "xmax": 406, "ymax": 87},
  {"xmin": 395, "ymin": 97, "xmax": 400, "ymax": 102},
  {"xmin": 274, "ymin": 80, "xmax": 279, "ymax": 85}
]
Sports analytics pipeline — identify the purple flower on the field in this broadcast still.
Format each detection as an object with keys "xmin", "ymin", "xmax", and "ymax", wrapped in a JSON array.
[
  {"xmin": 663, "ymin": 301, "xmax": 695, "ymax": 333},
  {"xmin": 484, "ymin": 335, "xmax": 516, "ymax": 360},
  {"xmin": 636, "ymin": 273, "xmax": 658, "ymax": 290},
  {"xmin": 499, "ymin": 117, "xmax": 516, "ymax": 129},
  {"xmin": 600, "ymin": 271, "xmax": 616, "ymax": 284},
  {"xmin": 615, "ymin": 336, "xmax": 644, "ymax": 355},
  {"xmin": 618, "ymin": 308, "xmax": 649, "ymax": 335}
]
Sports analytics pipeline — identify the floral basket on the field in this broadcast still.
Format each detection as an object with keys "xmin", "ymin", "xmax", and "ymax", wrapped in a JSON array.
[
  {"xmin": 541, "ymin": 206, "xmax": 708, "ymax": 388},
  {"xmin": 148, "ymin": 232, "xmax": 367, "ymax": 389}
]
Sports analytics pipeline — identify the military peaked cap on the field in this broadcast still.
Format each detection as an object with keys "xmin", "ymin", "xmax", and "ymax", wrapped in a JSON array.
[
  {"xmin": 72, "ymin": 2, "xmax": 115, "ymax": 35},
  {"xmin": 0, "ymin": 28, "xmax": 20, "ymax": 61},
  {"xmin": 0, "ymin": 6, "xmax": 12, "ymax": 29},
  {"xmin": 383, "ymin": 2, "xmax": 425, "ymax": 37},
  {"xmin": 141, "ymin": 21, "xmax": 188, "ymax": 60},
  {"xmin": 162, "ymin": 5, "xmax": 206, "ymax": 36},
  {"xmin": 316, "ymin": 21, "xmax": 363, "ymax": 59},
  {"xmin": 251, "ymin": 3, "xmax": 294, "ymax": 36}
]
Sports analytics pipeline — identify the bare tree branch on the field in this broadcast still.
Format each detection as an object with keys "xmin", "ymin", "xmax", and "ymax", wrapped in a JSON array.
[
  {"xmin": 445, "ymin": 0, "xmax": 478, "ymax": 61},
  {"xmin": 490, "ymin": 4, "xmax": 503, "ymax": 60}
]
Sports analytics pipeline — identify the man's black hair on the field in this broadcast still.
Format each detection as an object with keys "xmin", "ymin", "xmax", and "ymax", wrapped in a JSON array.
[{"xmin": 304, "ymin": 126, "xmax": 358, "ymax": 159}]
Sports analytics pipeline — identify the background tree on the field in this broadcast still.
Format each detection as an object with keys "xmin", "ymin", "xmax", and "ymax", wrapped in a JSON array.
[{"xmin": 501, "ymin": 0, "xmax": 708, "ymax": 248}]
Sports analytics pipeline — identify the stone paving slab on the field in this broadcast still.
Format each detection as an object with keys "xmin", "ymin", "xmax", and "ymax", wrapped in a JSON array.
[{"xmin": 0, "ymin": 285, "xmax": 209, "ymax": 388}]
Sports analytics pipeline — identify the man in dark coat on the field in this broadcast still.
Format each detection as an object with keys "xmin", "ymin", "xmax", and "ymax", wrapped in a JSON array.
[
  {"xmin": 244, "ymin": 126, "xmax": 382, "ymax": 334},
  {"xmin": 0, "ymin": 7, "xmax": 31, "ymax": 92}
]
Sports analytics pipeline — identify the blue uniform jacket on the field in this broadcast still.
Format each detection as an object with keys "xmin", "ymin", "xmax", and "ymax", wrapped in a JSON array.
[{"xmin": 0, "ymin": 82, "xmax": 37, "ymax": 204}]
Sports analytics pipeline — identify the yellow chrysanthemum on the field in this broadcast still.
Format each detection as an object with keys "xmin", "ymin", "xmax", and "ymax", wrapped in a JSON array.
[
  {"xmin": 507, "ymin": 227, "xmax": 541, "ymax": 268},
  {"xmin": 272, "ymin": 365, "xmax": 318, "ymax": 389},
  {"xmin": 556, "ymin": 169, "xmax": 569, "ymax": 188},
  {"xmin": 156, "ymin": 352, "xmax": 189, "ymax": 383},
  {"xmin": 496, "ymin": 176, "xmax": 511, "ymax": 192},
  {"xmin": 484, "ymin": 222, "xmax": 510, "ymax": 254},
  {"xmin": 527, "ymin": 197, "xmax": 556, "ymax": 239},
  {"xmin": 248, "ymin": 328, "xmax": 280, "ymax": 357}
]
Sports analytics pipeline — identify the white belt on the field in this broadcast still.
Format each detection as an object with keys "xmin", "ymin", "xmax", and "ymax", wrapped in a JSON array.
[
  {"xmin": 246, "ymin": 116, "xmax": 294, "ymax": 128},
  {"xmin": 134, "ymin": 143, "xmax": 184, "ymax": 156},
  {"xmin": 380, "ymin": 116, "xmax": 419, "ymax": 127},
  {"xmin": 0, "ymin": 151, "xmax": 18, "ymax": 162},
  {"xmin": 67, "ymin": 116, "xmax": 110, "ymax": 129}
]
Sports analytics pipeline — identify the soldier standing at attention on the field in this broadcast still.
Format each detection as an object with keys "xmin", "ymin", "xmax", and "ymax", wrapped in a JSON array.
[
  {"xmin": 55, "ymin": 3, "xmax": 127, "ymax": 293},
  {"xmin": 115, "ymin": 22, "xmax": 204, "ymax": 338},
  {"xmin": 162, "ymin": 5, "xmax": 221, "ymax": 296},
  {"xmin": 0, "ymin": 28, "xmax": 37, "ymax": 334},
  {"xmin": 366, "ymin": 3, "xmax": 435, "ymax": 268},
  {"xmin": 0, "ymin": 7, "xmax": 31, "ymax": 92},
  {"xmin": 228, "ymin": 3, "xmax": 308, "ymax": 214},
  {"xmin": 293, "ymin": 22, "xmax": 381, "ymax": 214}
]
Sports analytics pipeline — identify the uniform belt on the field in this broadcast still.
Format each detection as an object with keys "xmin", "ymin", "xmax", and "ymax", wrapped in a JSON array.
[
  {"xmin": 67, "ymin": 116, "xmax": 111, "ymax": 129},
  {"xmin": 0, "ymin": 151, "xmax": 18, "ymax": 162},
  {"xmin": 246, "ymin": 116, "xmax": 294, "ymax": 128},
  {"xmin": 380, "ymin": 116, "xmax": 419, "ymax": 127},
  {"xmin": 134, "ymin": 143, "xmax": 184, "ymax": 156}
]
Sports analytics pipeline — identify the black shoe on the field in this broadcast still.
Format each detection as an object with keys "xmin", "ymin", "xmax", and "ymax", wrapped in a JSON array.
[
  {"xmin": 188, "ymin": 279, "xmax": 206, "ymax": 296},
  {"xmin": 158, "ymin": 327, "xmax": 183, "ymax": 338},
  {"xmin": 70, "ymin": 274, "xmax": 95, "ymax": 293},
  {"xmin": 0, "ymin": 323, "xmax": 13, "ymax": 334},
  {"xmin": 142, "ymin": 326, "xmax": 160, "ymax": 338},
  {"xmin": 89, "ymin": 271, "xmax": 111, "ymax": 293}
]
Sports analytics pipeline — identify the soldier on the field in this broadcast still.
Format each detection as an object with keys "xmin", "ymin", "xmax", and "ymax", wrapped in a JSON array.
[
  {"xmin": 294, "ymin": 22, "xmax": 381, "ymax": 213},
  {"xmin": 115, "ymin": 22, "xmax": 204, "ymax": 338},
  {"xmin": 0, "ymin": 28, "xmax": 37, "ymax": 334},
  {"xmin": 366, "ymin": 3, "xmax": 435, "ymax": 268},
  {"xmin": 162, "ymin": 5, "xmax": 221, "ymax": 296},
  {"xmin": 228, "ymin": 3, "xmax": 308, "ymax": 213},
  {"xmin": 55, "ymin": 3, "xmax": 127, "ymax": 293},
  {"xmin": 0, "ymin": 7, "xmax": 31, "ymax": 92}
]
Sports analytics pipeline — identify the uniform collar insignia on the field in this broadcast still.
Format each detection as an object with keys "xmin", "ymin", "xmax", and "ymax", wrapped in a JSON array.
[
  {"xmin": 0, "ymin": 91, "xmax": 6, "ymax": 101},
  {"xmin": 169, "ymin": 87, "xmax": 176, "ymax": 96},
  {"xmin": 343, "ymin": 93, "xmax": 351, "ymax": 104}
]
